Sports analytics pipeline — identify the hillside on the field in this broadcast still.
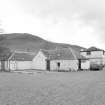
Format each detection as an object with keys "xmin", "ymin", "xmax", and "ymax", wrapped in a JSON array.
[{"xmin": 0, "ymin": 33, "xmax": 85, "ymax": 53}]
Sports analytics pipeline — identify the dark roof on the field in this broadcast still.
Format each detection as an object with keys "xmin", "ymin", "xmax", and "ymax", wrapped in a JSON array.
[
  {"xmin": 9, "ymin": 51, "xmax": 35, "ymax": 61},
  {"xmin": 41, "ymin": 48, "xmax": 85, "ymax": 60},
  {"xmin": 72, "ymin": 49, "xmax": 87, "ymax": 60},
  {"xmin": 81, "ymin": 47, "xmax": 104, "ymax": 52}
]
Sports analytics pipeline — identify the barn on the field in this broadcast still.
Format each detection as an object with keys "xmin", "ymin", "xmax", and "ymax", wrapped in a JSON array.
[
  {"xmin": 8, "ymin": 51, "xmax": 35, "ymax": 71},
  {"xmin": 33, "ymin": 48, "xmax": 82, "ymax": 71}
]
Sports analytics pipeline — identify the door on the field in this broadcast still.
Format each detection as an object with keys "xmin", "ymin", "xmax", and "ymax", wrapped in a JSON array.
[
  {"xmin": 78, "ymin": 59, "xmax": 82, "ymax": 70},
  {"xmin": 57, "ymin": 62, "xmax": 60, "ymax": 71},
  {"xmin": 46, "ymin": 60, "xmax": 50, "ymax": 71},
  {"xmin": 1, "ymin": 61, "xmax": 5, "ymax": 71}
]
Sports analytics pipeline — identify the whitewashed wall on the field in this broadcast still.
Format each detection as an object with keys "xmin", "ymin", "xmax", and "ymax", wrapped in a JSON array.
[
  {"xmin": 102, "ymin": 59, "xmax": 105, "ymax": 65},
  {"xmin": 89, "ymin": 59, "xmax": 104, "ymax": 65},
  {"xmin": 32, "ymin": 51, "xmax": 47, "ymax": 70},
  {"xmin": 81, "ymin": 51, "xmax": 104, "ymax": 58},
  {"xmin": 10, "ymin": 61, "xmax": 16, "ymax": 70},
  {"xmin": 5, "ymin": 61, "xmax": 10, "ymax": 71},
  {"xmin": 10, "ymin": 61, "xmax": 32, "ymax": 70},
  {"xmin": 91, "ymin": 51, "xmax": 104, "ymax": 58},
  {"xmin": 50, "ymin": 60, "xmax": 78, "ymax": 71},
  {"xmin": 81, "ymin": 60, "xmax": 90, "ymax": 70},
  {"xmin": 80, "ymin": 51, "xmax": 105, "ymax": 67},
  {"xmin": 16, "ymin": 61, "xmax": 32, "ymax": 70}
]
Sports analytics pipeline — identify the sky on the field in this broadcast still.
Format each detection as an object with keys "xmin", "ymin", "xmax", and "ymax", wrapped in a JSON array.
[{"xmin": 0, "ymin": 0, "xmax": 105, "ymax": 49}]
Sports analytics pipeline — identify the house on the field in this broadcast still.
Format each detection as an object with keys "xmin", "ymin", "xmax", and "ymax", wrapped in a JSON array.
[
  {"xmin": 80, "ymin": 47, "xmax": 105, "ymax": 70},
  {"xmin": 7, "ymin": 51, "xmax": 36, "ymax": 71},
  {"xmin": 33, "ymin": 48, "xmax": 84, "ymax": 71},
  {"xmin": 6, "ymin": 48, "xmax": 88, "ymax": 72}
]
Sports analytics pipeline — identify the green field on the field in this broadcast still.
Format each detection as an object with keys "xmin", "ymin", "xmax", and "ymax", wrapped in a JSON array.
[{"xmin": 0, "ymin": 70, "xmax": 105, "ymax": 105}]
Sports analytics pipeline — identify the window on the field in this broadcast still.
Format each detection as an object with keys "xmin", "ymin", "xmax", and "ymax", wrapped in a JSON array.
[{"xmin": 87, "ymin": 51, "xmax": 91, "ymax": 55}]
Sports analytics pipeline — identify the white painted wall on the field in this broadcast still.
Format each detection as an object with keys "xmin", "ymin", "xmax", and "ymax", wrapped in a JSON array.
[
  {"xmin": 81, "ymin": 60, "xmax": 90, "ymax": 70},
  {"xmin": 91, "ymin": 51, "xmax": 104, "ymax": 58},
  {"xmin": 81, "ymin": 51, "xmax": 105, "ymax": 67},
  {"xmin": 32, "ymin": 51, "xmax": 47, "ymax": 70},
  {"xmin": 10, "ymin": 61, "xmax": 16, "ymax": 70},
  {"xmin": 102, "ymin": 59, "xmax": 105, "ymax": 65},
  {"xmin": 90, "ymin": 59, "xmax": 104, "ymax": 65},
  {"xmin": 50, "ymin": 60, "xmax": 78, "ymax": 71},
  {"xmin": 10, "ymin": 61, "xmax": 32, "ymax": 70},
  {"xmin": 81, "ymin": 51, "xmax": 104, "ymax": 58},
  {"xmin": 5, "ymin": 61, "xmax": 10, "ymax": 71},
  {"xmin": 16, "ymin": 61, "xmax": 32, "ymax": 70}
]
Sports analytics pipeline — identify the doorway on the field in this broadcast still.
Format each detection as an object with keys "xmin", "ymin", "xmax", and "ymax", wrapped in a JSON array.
[
  {"xmin": 78, "ymin": 59, "xmax": 81, "ymax": 70},
  {"xmin": 57, "ymin": 62, "xmax": 60, "ymax": 71},
  {"xmin": 46, "ymin": 60, "xmax": 50, "ymax": 71},
  {"xmin": 1, "ymin": 61, "xmax": 5, "ymax": 71}
]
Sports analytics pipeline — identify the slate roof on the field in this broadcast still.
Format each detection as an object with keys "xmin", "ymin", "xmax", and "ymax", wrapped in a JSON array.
[
  {"xmin": 72, "ymin": 50, "xmax": 87, "ymax": 60},
  {"xmin": 41, "ymin": 48, "xmax": 85, "ymax": 60},
  {"xmin": 81, "ymin": 47, "xmax": 104, "ymax": 52},
  {"xmin": 9, "ymin": 51, "xmax": 36, "ymax": 61}
]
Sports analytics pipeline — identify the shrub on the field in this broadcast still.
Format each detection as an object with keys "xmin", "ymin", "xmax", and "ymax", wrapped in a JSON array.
[{"xmin": 90, "ymin": 64, "xmax": 104, "ymax": 70}]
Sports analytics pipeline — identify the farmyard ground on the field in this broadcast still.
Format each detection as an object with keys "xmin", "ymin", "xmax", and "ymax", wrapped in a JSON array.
[{"xmin": 0, "ymin": 70, "xmax": 105, "ymax": 105}]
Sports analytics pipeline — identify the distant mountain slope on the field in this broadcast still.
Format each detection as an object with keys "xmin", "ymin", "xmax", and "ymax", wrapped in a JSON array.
[{"xmin": 0, "ymin": 33, "xmax": 86, "ymax": 54}]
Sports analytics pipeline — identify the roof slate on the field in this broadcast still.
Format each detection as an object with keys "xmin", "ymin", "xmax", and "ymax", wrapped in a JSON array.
[
  {"xmin": 82, "ymin": 47, "xmax": 104, "ymax": 52},
  {"xmin": 9, "ymin": 51, "xmax": 35, "ymax": 61},
  {"xmin": 41, "ymin": 48, "xmax": 85, "ymax": 60}
]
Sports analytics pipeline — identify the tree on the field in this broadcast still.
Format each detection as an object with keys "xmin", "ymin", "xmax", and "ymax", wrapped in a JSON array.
[{"xmin": 0, "ymin": 46, "xmax": 11, "ymax": 60}]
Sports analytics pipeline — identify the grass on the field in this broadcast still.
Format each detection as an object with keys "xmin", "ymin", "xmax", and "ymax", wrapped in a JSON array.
[{"xmin": 0, "ymin": 70, "xmax": 105, "ymax": 105}]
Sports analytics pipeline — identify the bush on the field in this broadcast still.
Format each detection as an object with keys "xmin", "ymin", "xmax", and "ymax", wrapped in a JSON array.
[{"xmin": 90, "ymin": 64, "xmax": 104, "ymax": 70}]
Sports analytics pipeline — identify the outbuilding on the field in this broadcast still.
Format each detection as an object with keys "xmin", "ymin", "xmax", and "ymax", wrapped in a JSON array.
[
  {"xmin": 80, "ymin": 47, "xmax": 105, "ymax": 70},
  {"xmin": 33, "ymin": 48, "xmax": 81, "ymax": 71},
  {"xmin": 8, "ymin": 51, "xmax": 35, "ymax": 71}
]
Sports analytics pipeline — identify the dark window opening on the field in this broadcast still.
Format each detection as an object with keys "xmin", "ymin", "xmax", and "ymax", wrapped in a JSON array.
[{"xmin": 87, "ymin": 51, "xmax": 91, "ymax": 55}]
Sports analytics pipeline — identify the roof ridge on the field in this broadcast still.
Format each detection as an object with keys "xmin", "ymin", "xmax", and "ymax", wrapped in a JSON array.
[
  {"xmin": 14, "ymin": 50, "xmax": 35, "ymax": 55},
  {"xmin": 40, "ymin": 47, "xmax": 71, "ymax": 52}
]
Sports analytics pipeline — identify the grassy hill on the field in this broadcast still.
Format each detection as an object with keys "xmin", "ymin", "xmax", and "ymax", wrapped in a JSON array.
[{"xmin": 0, "ymin": 33, "xmax": 85, "ymax": 53}]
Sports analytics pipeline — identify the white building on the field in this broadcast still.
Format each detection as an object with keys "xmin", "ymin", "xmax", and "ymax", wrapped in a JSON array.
[
  {"xmin": 80, "ymin": 47, "xmax": 105, "ymax": 70},
  {"xmin": 6, "ymin": 48, "xmax": 87, "ymax": 72},
  {"xmin": 33, "ymin": 48, "xmax": 83, "ymax": 71},
  {"xmin": 7, "ymin": 51, "xmax": 36, "ymax": 71}
]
